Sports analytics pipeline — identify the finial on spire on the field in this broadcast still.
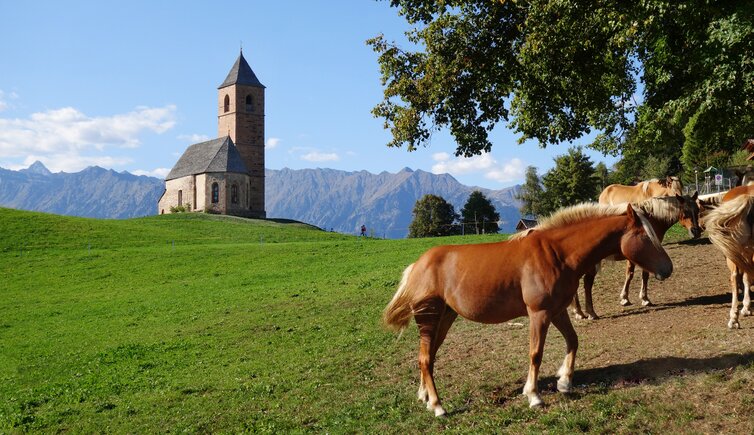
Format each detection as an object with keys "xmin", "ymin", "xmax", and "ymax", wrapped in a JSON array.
[{"xmin": 240, "ymin": 40, "xmax": 243, "ymax": 54}]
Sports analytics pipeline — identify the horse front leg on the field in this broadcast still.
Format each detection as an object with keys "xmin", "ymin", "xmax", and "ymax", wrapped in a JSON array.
[
  {"xmin": 523, "ymin": 309, "xmax": 551, "ymax": 408},
  {"xmin": 552, "ymin": 310, "xmax": 578, "ymax": 393},
  {"xmin": 619, "ymin": 261, "xmax": 636, "ymax": 306},
  {"xmin": 728, "ymin": 262, "xmax": 741, "ymax": 329},
  {"xmin": 639, "ymin": 269, "xmax": 653, "ymax": 306},
  {"xmin": 741, "ymin": 272, "xmax": 752, "ymax": 317}
]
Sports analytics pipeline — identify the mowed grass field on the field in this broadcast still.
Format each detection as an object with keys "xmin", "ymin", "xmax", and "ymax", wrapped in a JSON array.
[{"xmin": 2, "ymin": 208, "xmax": 754, "ymax": 433}]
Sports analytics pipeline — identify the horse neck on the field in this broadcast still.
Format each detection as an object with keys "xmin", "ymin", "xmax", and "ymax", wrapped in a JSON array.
[{"xmin": 545, "ymin": 215, "xmax": 628, "ymax": 275}]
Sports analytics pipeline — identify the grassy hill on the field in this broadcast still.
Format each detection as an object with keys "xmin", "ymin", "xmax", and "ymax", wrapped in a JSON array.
[{"xmin": 2, "ymin": 209, "xmax": 749, "ymax": 433}]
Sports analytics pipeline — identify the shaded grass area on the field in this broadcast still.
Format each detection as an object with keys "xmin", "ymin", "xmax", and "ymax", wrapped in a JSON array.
[{"xmin": 1, "ymin": 211, "xmax": 753, "ymax": 432}]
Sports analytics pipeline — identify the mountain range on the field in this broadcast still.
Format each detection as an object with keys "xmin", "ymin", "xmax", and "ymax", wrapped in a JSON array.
[{"xmin": 0, "ymin": 162, "xmax": 523, "ymax": 237}]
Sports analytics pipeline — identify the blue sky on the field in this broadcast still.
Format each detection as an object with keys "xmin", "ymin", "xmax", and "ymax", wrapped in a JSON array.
[{"xmin": 0, "ymin": 0, "xmax": 617, "ymax": 189}]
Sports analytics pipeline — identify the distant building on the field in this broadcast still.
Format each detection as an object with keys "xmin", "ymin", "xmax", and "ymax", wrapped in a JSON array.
[
  {"xmin": 158, "ymin": 50, "xmax": 266, "ymax": 217},
  {"xmin": 516, "ymin": 218, "xmax": 538, "ymax": 232}
]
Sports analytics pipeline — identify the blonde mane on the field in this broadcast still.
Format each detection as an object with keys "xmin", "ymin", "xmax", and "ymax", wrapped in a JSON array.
[
  {"xmin": 634, "ymin": 196, "xmax": 684, "ymax": 227},
  {"xmin": 510, "ymin": 202, "xmax": 663, "ymax": 249}
]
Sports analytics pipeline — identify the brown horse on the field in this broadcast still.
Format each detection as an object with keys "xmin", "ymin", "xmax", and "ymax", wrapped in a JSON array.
[
  {"xmin": 384, "ymin": 204, "xmax": 672, "ymax": 414},
  {"xmin": 704, "ymin": 186, "xmax": 754, "ymax": 328},
  {"xmin": 571, "ymin": 194, "xmax": 701, "ymax": 319},
  {"xmin": 705, "ymin": 194, "xmax": 754, "ymax": 328},
  {"xmin": 598, "ymin": 176, "xmax": 683, "ymax": 205}
]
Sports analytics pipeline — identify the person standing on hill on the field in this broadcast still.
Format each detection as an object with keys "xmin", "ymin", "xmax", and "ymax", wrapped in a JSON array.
[{"xmin": 360, "ymin": 225, "xmax": 367, "ymax": 237}]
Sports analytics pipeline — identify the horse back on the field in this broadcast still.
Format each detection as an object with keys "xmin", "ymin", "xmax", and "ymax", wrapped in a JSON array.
[
  {"xmin": 723, "ymin": 185, "xmax": 754, "ymax": 202},
  {"xmin": 599, "ymin": 184, "xmax": 648, "ymax": 205}
]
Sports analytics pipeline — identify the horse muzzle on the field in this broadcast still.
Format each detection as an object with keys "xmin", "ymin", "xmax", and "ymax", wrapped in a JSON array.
[
  {"xmin": 689, "ymin": 227, "xmax": 702, "ymax": 239},
  {"xmin": 654, "ymin": 265, "xmax": 673, "ymax": 281}
]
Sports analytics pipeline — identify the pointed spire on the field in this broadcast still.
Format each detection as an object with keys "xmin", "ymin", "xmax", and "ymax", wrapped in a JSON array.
[{"xmin": 218, "ymin": 50, "xmax": 265, "ymax": 89}]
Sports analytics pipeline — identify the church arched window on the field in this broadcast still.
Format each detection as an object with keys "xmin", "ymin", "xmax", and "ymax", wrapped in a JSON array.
[
  {"xmin": 178, "ymin": 190, "xmax": 183, "ymax": 206},
  {"xmin": 211, "ymin": 182, "xmax": 219, "ymax": 204},
  {"xmin": 231, "ymin": 184, "xmax": 239, "ymax": 204},
  {"xmin": 245, "ymin": 95, "xmax": 253, "ymax": 112},
  {"xmin": 223, "ymin": 95, "xmax": 230, "ymax": 113}
]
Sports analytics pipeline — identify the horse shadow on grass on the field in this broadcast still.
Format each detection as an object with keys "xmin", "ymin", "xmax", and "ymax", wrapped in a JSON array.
[{"xmin": 489, "ymin": 351, "xmax": 754, "ymax": 407}]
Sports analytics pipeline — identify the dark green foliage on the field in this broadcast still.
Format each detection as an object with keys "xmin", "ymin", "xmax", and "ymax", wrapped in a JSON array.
[
  {"xmin": 371, "ymin": 1, "xmax": 754, "ymax": 174},
  {"xmin": 517, "ymin": 166, "xmax": 546, "ymax": 217},
  {"xmin": 408, "ymin": 194, "xmax": 460, "ymax": 238},
  {"xmin": 460, "ymin": 190, "xmax": 500, "ymax": 234},
  {"xmin": 539, "ymin": 147, "xmax": 598, "ymax": 215}
]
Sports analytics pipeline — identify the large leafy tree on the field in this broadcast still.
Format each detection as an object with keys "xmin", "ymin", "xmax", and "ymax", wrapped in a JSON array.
[
  {"xmin": 460, "ymin": 190, "xmax": 500, "ymax": 234},
  {"xmin": 540, "ymin": 147, "xmax": 597, "ymax": 215},
  {"xmin": 408, "ymin": 194, "xmax": 460, "ymax": 238},
  {"xmin": 370, "ymin": 1, "xmax": 754, "ymax": 166},
  {"xmin": 517, "ymin": 166, "xmax": 546, "ymax": 217}
]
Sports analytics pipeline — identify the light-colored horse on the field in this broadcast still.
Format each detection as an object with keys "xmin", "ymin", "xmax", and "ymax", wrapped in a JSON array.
[
  {"xmin": 598, "ymin": 176, "xmax": 683, "ymax": 205},
  {"xmin": 705, "ymin": 192, "xmax": 754, "ymax": 328},
  {"xmin": 567, "ymin": 194, "xmax": 701, "ymax": 319},
  {"xmin": 384, "ymin": 204, "xmax": 672, "ymax": 413}
]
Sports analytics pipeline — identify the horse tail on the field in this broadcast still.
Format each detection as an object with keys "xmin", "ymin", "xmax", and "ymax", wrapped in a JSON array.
[
  {"xmin": 706, "ymin": 195, "xmax": 754, "ymax": 276},
  {"xmin": 383, "ymin": 263, "xmax": 417, "ymax": 332}
]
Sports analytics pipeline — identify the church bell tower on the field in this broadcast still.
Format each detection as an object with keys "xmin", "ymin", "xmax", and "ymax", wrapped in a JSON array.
[{"xmin": 218, "ymin": 50, "xmax": 266, "ymax": 217}]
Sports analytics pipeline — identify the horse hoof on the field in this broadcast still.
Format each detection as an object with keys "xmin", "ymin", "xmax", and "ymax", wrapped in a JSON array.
[
  {"xmin": 741, "ymin": 309, "xmax": 752, "ymax": 317},
  {"xmin": 586, "ymin": 313, "xmax": 600, "ymax": 320},
  {"xmin": 641, "ymin": 300, "xmax": 654, "ymax": 307},
  {"xmin": 528, "ymin": 396, "xmax": 544, "ymax": 408},
  {"xmin": 434, "ymin": 406, "xmax": 447, "ymax": 417},
  {"xmin": 574, "ymin": 312, "xmax": 586, "ymax": 320},
  {"xmin": 728, "ymin": 319, "xmax": 740, "ymax": 329},
  {"xmin": 557, "ymin": 379, "xmax": 572, "ymax": 393},
  {"xmin": 620, "ymin": 299, "xmax": 631, "ymax": 306}
]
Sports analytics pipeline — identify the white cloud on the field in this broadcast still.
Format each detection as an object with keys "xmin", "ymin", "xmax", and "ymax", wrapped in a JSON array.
[
  {"xmin": 431, "ymin": 152, "xmax": 525, "ymax": 183},
  {"xmin": 266, "ymin": 137, "xmax": 281, "ymax": 149},
  {"xmin": 0, "ymin": 90, "xmax": 15, "ymax": 112},
  {"xmin": 178, "ymin": 133, "xmax": 210, "ymax": 143},
  {"xmin": 0, "ymin": 104, "xmax": 176, "ymax": 172},
  {"xmin": 132, "ymin": 167, "xmax": 171, "ymax": 178},
  {"xmin": 301, "ymin": 151, "xmax": 339, "ymax": 162}
]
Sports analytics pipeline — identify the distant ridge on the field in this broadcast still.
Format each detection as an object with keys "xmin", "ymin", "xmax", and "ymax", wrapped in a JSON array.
[{"xmin": 0, "ymin": 163, "xmax": 522, "ymax": 237}]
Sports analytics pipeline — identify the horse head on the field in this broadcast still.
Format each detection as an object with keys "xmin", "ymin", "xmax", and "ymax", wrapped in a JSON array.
[
  {"xmin": 675, "ymin": 192, "xmax": 702, "ymax": 239},
  {"xmin": 621, "ymin": 204, "xmax": 673, "ymax": 281}
]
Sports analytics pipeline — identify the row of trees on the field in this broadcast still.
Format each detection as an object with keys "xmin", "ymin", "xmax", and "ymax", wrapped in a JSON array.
[{"xmin": 408, "ymin": 191, "xmax": 500, "ymax": 238}]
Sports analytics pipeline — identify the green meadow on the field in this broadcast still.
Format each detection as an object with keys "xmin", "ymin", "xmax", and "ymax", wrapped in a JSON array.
[{"xmin": 2, "ymin": 208, "xmax": 752, "ymax": 433}]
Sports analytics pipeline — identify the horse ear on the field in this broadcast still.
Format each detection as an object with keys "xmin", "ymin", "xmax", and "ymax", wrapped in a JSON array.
[
  {"xmin": 692, "ymin": 191, "xmax": 699, "ymax": 200},
  {"xmin": 626, "ymin": 204, "xmax": 641, "ymax": 228},
  {"xmin": 675, "ymin": 194, "xmax": 685, "ymax": 204}
]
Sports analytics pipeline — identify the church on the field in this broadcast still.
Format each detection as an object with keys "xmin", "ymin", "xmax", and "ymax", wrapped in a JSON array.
[{"xmin": 158, "ymin": 51, "xmax": 266, "ymax": 218}]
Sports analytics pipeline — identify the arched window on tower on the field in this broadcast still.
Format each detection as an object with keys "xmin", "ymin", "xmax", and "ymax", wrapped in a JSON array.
[
  {"xmin": 223, "ymin": 95, "xmax": 230, "ymax": 113},
  {"xmin": 211, "ymin": 182, "xmax": 219, "ymax": 204},
  {"xmin": 231, "ymin": 184, "xmax": 239, "ymax": 204},
  {"xmin": 245, "ymin": 95, "xmax": 253, "ymax": 112}
]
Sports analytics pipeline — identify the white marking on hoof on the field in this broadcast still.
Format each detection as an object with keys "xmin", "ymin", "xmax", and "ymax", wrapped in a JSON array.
[
  {"xmin": 641, "ymin": 299, "xmax": 653, "ymax": 307},
  {"xmin": 434, "ymin": 406, "xmax": 446, "ymax": 417},
  {"xmin": 586, "ymin": 312, "xmax": 599, "ymax": 320},
  {"xmin": 528, "ymin": 394, "xmax": 544, "ymax": 408},
  {"xmin": 417, "ymin": 387, "xmax": 428, "ymax": 403},
  {"xmin": 574, "ymin": 312, "xmax": 586, "ymax": 320},
  {"xmin": 728, "ymin": 319, "xmax": 740, "ymax": 329},
  {"xmin": 557, "ymin": 379, "xmax": 572, "ymax": 393},
  {"xmin": 620, "ymin": 299, "xmax": 631, "ymax": 306},
  {"xmin": 741, "ymin": 308, "xmax": 752, "ymax": 317}
]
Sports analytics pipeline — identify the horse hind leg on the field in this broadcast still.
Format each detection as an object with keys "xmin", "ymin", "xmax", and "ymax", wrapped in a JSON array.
[
  {"xmin": 619, "ymin": 261, "xmax": 636, "ymax": 306},
  {"xmin": 552, "ymin": 310, "xmax": 578, "ymax": 393},
  {"xmin": 639, "ymin": 269, "xmax": 653, "ymax": 306},
  {"xmin": 415, "ymin": 298, "xmax": 456, "ymax": 417},
  {"xmin": 582, "ymin": 269, "xmax": 600, "ymax": 319}
]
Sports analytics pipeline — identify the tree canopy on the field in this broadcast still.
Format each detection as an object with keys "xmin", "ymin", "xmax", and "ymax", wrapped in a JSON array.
[
  {"xmin": 460, "ymin": 190, "xmax": 500, "ymax": 234},
  {"xmin": 370, "ymin": 1, "xmax": 754, "ymax": 170},
  {"xmin": 408, "ymin": 194, "xmax": 460, "ymax": 238},
  {"xmin": 517, "ymin": 166, "xmax": 546, "ymax": 217}
]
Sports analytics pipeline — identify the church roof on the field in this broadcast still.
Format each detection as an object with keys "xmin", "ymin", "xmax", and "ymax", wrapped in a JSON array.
[
  {"xmin": 166, "ymin": 136, "xmax": 249, "ymax": 181},
  {"xmin": 218, "ymin": 51, "xmax": 265, "ymax": 89}
]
